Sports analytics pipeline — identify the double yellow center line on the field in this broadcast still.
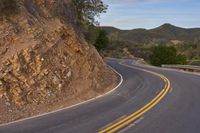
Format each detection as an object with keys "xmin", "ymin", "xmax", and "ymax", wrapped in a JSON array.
[{"xmin": 98, "ymin": 63, "xmax": 171, "ymax": 133}]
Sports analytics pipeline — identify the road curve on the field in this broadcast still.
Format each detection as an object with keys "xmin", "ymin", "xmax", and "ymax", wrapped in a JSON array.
[{"xmin": 1, "ymin": 59, "xmax": 200, "ymax": 133}]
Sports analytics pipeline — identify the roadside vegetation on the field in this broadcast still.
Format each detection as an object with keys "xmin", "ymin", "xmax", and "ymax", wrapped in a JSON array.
[
  {"xmin": 94, "ymin": 29, "xmax": 109, "ymax": 52},
  {"xmin": 150, "ymin": 45, "xmax": 186, "ymax": 66},
  {"xmin": 85, "ymin": 25, "xmax": 109, "ymax": 52}
]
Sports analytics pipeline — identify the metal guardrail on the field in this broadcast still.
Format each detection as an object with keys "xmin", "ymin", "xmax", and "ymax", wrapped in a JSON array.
[{"xmin": 161, "ymin": 65, "xmax": 200, "ymax": 71}]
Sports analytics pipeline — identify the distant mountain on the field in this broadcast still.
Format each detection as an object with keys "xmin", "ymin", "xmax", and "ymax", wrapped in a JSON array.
[
  {"xmin": 101, "ymin": 24, "xmax": 200, "ymax": 60},
  {"xmin": 102, "ymin": 24, "xmax": 200, "ymax": 44}
]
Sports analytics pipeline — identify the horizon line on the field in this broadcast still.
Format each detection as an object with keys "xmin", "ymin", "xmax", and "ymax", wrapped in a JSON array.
[{"xmin": 100, "ymin": 23, "xmax": 200, "ymax": 30}]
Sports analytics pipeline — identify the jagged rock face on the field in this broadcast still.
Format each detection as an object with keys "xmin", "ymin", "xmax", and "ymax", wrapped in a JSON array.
[{"xmin": 0, "ymin": 0, "xmax": 111, "ymax": 107}]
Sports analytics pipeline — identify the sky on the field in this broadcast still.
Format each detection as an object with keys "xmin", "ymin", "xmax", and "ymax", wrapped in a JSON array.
[{"xmin": 99, "ymin": 0, "xmax": 200, "ymax": 30}]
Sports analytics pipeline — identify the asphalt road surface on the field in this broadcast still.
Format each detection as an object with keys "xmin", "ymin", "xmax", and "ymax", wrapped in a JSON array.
[{"xmin": 1, "ymin": 58, "xmax": 200, "ymax": 133}]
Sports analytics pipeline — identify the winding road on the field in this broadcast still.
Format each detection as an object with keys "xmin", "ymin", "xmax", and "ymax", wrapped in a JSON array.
[{"xmin": 1, "ymin": 58, "xmax": 200, "ymax": 133}]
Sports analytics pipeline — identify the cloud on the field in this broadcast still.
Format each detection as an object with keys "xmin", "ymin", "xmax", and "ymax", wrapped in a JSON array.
[{"xmin": 100, "ymin": 0, "xmax": 200, "ymax": 29}]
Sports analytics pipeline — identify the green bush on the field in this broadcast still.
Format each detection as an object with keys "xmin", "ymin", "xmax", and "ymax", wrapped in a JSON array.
[
  {"xmin": 0, "ymin": 0, "xmax": 18, "ymax": 17},
  {"xmin": 94, "ymin": 29, "xmax": 109, "ymax": 52},
  {"xmin": 85, "ymin": 25, "xmax": 100, "ymax": 45},
  {"xmin": 150, "ymin": 45, "xmax": 186, "ymax": 66},
  {"xmin": 85, "ymin": 25, "xmax": 109, "ymax": 52}
]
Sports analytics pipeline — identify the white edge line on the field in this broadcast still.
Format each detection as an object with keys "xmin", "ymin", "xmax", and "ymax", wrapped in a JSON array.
[{"xmin": 0, "ymin": 64, "xmax": 123, "ymax": 127}]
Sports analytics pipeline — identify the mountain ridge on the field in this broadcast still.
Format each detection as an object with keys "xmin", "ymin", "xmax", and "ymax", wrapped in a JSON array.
[
  {"xmin": 102, "ymin": 23, "xmax": 200, "ymax": 31},
  {"xmin": 102, "ymin": 23, "xmax": 200, "ymax": 45}
]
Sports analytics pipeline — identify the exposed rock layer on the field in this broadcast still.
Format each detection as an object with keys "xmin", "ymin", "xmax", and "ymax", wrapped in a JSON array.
[{"xmin": 0, "ymin": 0, "xmax": 118, "ymax": 123}]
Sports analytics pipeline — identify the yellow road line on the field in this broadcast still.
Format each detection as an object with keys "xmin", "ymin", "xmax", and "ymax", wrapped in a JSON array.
[
  {"xmin": 108, "ymin": 78, "xmax": 170, "ymax": 133},
  {"xmin": 99, "ymin": 63, "xmax": 171, "ymax": 133},
  {"xmin": 99, "ymin": 88, "xmax": 165, "ymax": 133}
]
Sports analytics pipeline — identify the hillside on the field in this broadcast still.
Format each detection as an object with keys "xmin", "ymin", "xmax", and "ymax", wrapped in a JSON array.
[
  {"xmin": 0, "ymin": 0, "xmax": 118, "ymax": 123},
  {"xmin": 102, "ymin": 24, "xmax": 200, "ymax": 43},
  {"xmin": 102, "ymin": 24, "xmax": 200, "ymax": 60}
]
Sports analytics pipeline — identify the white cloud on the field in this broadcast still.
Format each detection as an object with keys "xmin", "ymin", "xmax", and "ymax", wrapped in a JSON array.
[{"xmin": 100, "ymin": 0, "xmax": 200, "ymax": 29}]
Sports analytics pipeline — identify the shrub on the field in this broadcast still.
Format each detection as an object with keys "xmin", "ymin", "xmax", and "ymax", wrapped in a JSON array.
[
  {"xmin": 150, "ymin": 45, "xmax": 186, "ymax": 66},
  {"xmin": 94, "ymin": 29, "xmax": 109, "ymax": 52}
]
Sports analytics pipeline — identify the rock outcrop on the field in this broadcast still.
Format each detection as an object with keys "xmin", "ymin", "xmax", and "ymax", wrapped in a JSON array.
[{"xmin": 0, "ymin": 0, "xmax": 117, "ymax": 123}]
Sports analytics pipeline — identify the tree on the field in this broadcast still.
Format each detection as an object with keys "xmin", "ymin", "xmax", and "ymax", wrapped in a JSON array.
[
  {"xmin": 85, "ymin": 24, "xmax": 100, "ymax": 44},
  {"xmin": 72, "ymin": 0, "xmax": 108, "ymax": 25},
  {"xmin": 150, "ymin": 45, "xmax": 186, "ymax": 66},
  {"xmin": 94, "ymin": 29, "xmax": 109, "ymax": 52}
]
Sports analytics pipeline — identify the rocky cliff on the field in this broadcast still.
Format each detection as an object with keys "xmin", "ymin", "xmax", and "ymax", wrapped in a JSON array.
[{"xmin": 0, "ymin": 0, "xmax": 118, "ymax": 123}]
